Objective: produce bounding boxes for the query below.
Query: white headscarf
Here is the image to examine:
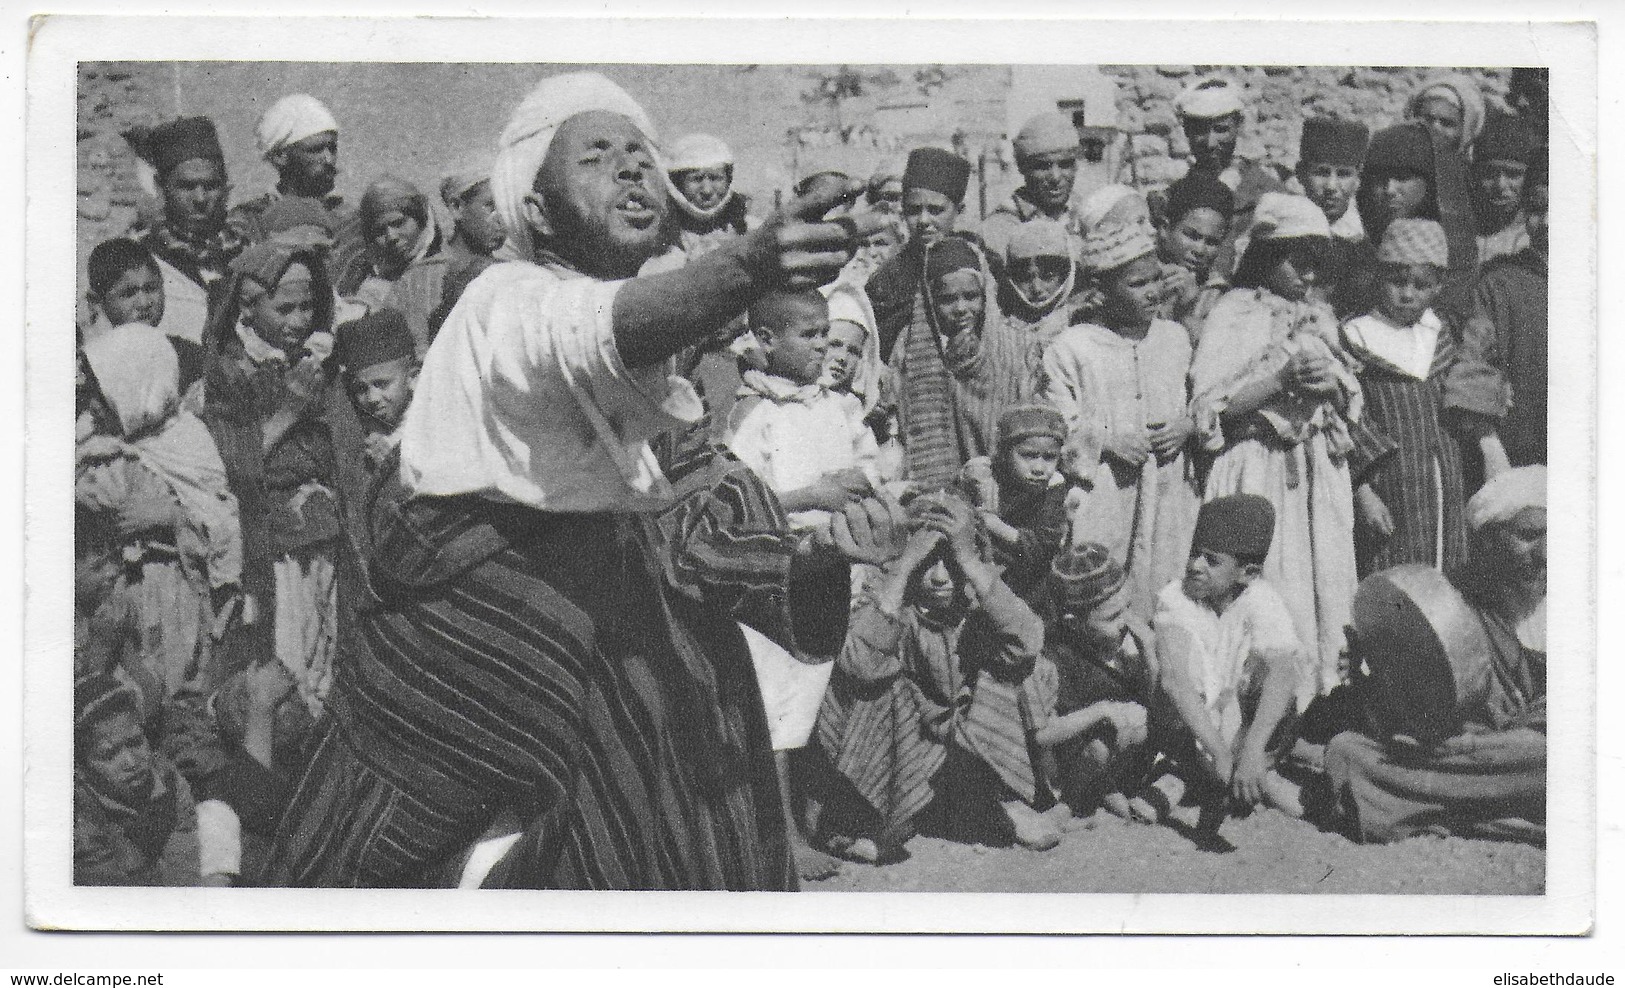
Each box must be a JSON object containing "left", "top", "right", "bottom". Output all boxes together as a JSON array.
[
  {"left": 256, "top": 94, "right": 339, "bottom": 158},
  {"left": 490, "top": 72, "right": 660, "bottom": 261},
  {"left": 1467, "top": 466, "right": 1547, "bottom": 532}
]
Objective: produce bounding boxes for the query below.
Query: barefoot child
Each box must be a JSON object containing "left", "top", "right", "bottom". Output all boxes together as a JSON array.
[
  {"left": 1153, "top": 494, "right": 1313, "bottom": 830},
  {"left": 1028, "top": 543, "right": 1160, "bottom": 824},
  {"left": 1044, "top": 220, "right": 1202, "bottom": 622},
  {"left": 1343, "top": 218, "right": 1509, "bottom": 577},
  {"left": 725, "top": 288, "right": 881, "bottom": 880}
]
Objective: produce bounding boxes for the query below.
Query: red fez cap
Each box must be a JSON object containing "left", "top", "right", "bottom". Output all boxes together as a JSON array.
[
  {"left": 123, "top": 116, "right": 225, "bottom": 180},
  {"left": 337, "top": 307, "right": 417, "bottom": 371},
  {"left": 903, "top": 146, "right": 971, "bottom": 203},
  {"left": 1298, "top": 116, "right": 1371, "bottom": 168},
  {"left": 1192, "top": 493, "right": 1276, "bottom": 561}
]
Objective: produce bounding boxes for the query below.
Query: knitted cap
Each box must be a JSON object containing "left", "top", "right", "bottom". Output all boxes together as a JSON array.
[
  {"left": 1005, "top": 218, "right": 1073, "bottom": 263},
  {"left": 1082, "top": 220, "right": 1157, "bottom": 274},
  {"left": 1474, "top": 114, "right": 1536, "bottom": 166},
  {"left": 337, "top": 307, "right": 416, "bottom": 370},
  {"left": 1248, "top": 192, "right": 1331, "bottom": 242},
  {"left": 260, "top": 195, "right": 335, "bottom": 237},
  {"left": 1298, "top": 116, "right": 1370, "bottom": 168},
  {"left": 1375, "top": 218, "right": 1449, "bottom": 268},
  {"left": 1192, "top": 493, "right": 1276, "bottom": 560},
  {"left": 1049, "top": 542, "right": 1128, "bottom": 612},
  {"left": 1014, "top": 112, "right": 1079, "bottom": 159},
  {"left": 1174, "top": 78, "right": 1245, "bottom": 120},
  {"left": 75, "top": 672, "right": 143, "bottom": 737},
  {"left": 997, "top": 404, "right": 1067, "bottom": 448},
  {"left": 903, "top": 146, "right": 971, "bottom": 203}
]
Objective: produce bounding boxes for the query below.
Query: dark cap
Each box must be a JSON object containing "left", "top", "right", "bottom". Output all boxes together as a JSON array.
[
  {"left": 1191, "top": 493, "right": 1276, "bottom": 562},
  {"left": 1474, "top": 114, "right": 1536, "bottom": 166},
  {"left": 337, "top": 307, "right": 416, "bottom": 370},
  {"left": 1363, "top": 123, "right": 1435, "bottom": 178},
  {"left": 1299, "top": 116, "right": 1371, "bottom": 168},
  {"left": 123, "top": 116, "right": 225, "bottom": 180},
  {"left": 903, "top": 146, "right": 971, "bottom": 203}
]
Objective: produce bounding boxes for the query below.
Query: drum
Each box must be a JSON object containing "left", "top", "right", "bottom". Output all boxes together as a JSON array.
[{"left": 1350, "top": 564, "right": 1494, "bottom": 745}]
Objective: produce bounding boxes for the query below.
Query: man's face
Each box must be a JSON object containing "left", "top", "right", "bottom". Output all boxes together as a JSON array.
[
  {"left": 1481, "top": 506, "right": 1547, "bottom": 590},
  {"left": 1474, "top": 158, "right": 1529, "bottom": 223},
  {"left": 1019, "top": 150, "right": 1078, "bottom": 214},
  {"left": 1524, "top": 183, "right": 1549, "bottom": 255},
  {"left": 160, "top": 157, "right": 228, "bottom": 241},
  {"left": 675, "top": 166, "right": 732, "bottom": 212},
  {"left": 902, "top": 186, "right": 960, "bottom": 247},
  {"left": 98, "top": 263, "right": 165, "bottom": 328},
  {"left": 1161, "top": 206, "right": 1227, "bottom": 277},
  {"left": 1413, "top": 96, "right": 1463, "bottom": 150},
  {"left": 83, "top": 711, "right": 154, "bottom": 804},
  {"left": 534, "top": 110, "right": 667, "bottom": 278},
  {"left": 1183, "top": 113, "right": 1240, "bottom": 173},
  {"left": 275, "top": 131, "right": 338, "bottom": 199},
  {"left": 347, "top": 357, "right": 417, "bottom": 431},
  {"left": 452, "top": 180, "right": 505, "bottom": 256},
  {"left": 1299, "top": 162, "right": 1361, "bottom": 224},
  {"left": 243, "top": 263, "right": 317, "bottom": 355}
]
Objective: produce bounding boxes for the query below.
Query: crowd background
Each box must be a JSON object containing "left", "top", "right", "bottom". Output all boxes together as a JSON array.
[{"left": 66, "top": 60, "right": 1550, "bottom": 893}]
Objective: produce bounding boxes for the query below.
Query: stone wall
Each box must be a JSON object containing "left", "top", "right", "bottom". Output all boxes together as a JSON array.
[
  {"left": 77, "top": 61, "right": 173, "bottom": 271},
  {"left": 1100, "top": 64, "right": 1511, "bottom": 191}
]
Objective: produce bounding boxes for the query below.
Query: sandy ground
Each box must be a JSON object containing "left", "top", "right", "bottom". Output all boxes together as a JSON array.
[{"left": 814, "top": 807, "right": 1545, "bottom": 895}]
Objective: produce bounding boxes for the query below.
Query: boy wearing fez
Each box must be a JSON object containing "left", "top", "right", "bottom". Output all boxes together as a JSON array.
[
  {"left": 1152, "top": 494, "right": 1312, "bottom": 829},
  {"left": 865, "top": 146, "right": 977, "bottom": 361},
  {"left": 1293, "top": 116, "right": 1371, "bottom": 312}
]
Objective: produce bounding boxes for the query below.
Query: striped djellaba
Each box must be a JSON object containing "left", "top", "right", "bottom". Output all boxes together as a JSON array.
[{"left": 259, "top": 444, "right": 848, "bottom": 890}]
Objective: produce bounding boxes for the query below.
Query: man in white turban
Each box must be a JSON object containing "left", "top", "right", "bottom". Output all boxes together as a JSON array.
[
  {"left": 983, "top": 111, "right": 1088, "bottom": 259},
  {"left": 664, "top": 132, "right": 760, "bottom": 256},
  {"left": 1321, "top": 464, "right": 1546, "bottom": 845},
  {"left": 227, "top": 94, "right": 361, "bottom": 278},
  {"left": 261, "top": 71, "right": 895, "bottom": 891}
]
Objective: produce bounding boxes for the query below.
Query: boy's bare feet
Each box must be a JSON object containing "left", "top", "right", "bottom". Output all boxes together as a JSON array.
[
  {"left": 794, "top": 837, "right": 842, "bottom": 881},
  {"left": 825, "top": 834, "right": 882, "bottom": 864},
  {"left": 999, "top": 799, "right": 1062, "bottom": 851},
  {"left": 1100, "top": 791, "right": 1135, "bottom": 821}
]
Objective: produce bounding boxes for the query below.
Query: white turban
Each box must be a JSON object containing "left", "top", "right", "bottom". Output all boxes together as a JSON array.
[
  {"left": 1467, "top": 466, "right": 1547, "bottom": 532},
  {"left": 668, "top": 133, "right": 733, "bottom": 173},
  {"left": 1248, "top": 192, "right": 1331, "bottom": 242},
  {"left": 1174, "top": 78, "right": 1245, "bottom": 120},
  {"left": 1079, "top": 184, "right": 1150, "bottom": 233},
  {"left": 256, "top": 94, "right": 339, "bottom": 158},
  {"left": 490, "top": 71, "right": 659, "bottom": 261}
]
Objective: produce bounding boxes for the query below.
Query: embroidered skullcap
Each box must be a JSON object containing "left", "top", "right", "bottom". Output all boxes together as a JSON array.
[
  {"left": 123, "top": 116, "right": 224, "bottom": 179},
  {"left": 1248, "top": 192, "right": 1331, "bottom": 242},
  {"left": 1163, "top": 171, "right": 1235, "bottom": 224},
  {"left": 903, "top": 147, "right": 971, "bottom": 203},
  {"left": 1192, "top": 493, "right": 1276, "bottom": 561},
  {"left": 1079, "top": 184, "right": 1150, "bottom": 233},
  {"left": 490, "top": 72, "right": 658, "bottom": 260},
  {"left": 667, "top": 133, "right": 733, "bottom": 173},
  {"left": 1048, "top": 542, "right": 1128, "bottom": 612},
  {"left": 1406, "top": 73, "right": 1487, "bottom": 152},
  {"left": 1005, "top": 218, "right": 1073, "bottom": 263},
  {"left": 337, "top": 307, "right": 416, "bottom": 371},
  {"left": 1082, "top": 220, "right": 1157, "bottom": 274},
  {"left": 256, "top": 94, "right": 339, "bottom": 158},
  {"left": 1466, "top": 466, "right": 1546, "bottom": 533},
  {"left": 1474, "top": 114, "right": 1536, "bottom": 166},
  {"left": 1298, "top": 116, "right": 1370, "bottom": 168},
  {"left": 439, "top": 163, "right": 490, "bottom": 206},
  {"left": 1364, "top": 123, "right": 1435, "bottom": 178},
  {"left": 1014, "top": 112, "right": 1079, "bottom": 159},
  {"left": 1174, "top": 77, "right": 1245, "bottom": 120},
  {"left": 998, "top": 404, "right": 1067, "bottom": 448},
  {"left": 75, "top": 672, "right": 144, "bottom": 737},
  {"left": 260, "top": 195, "right": 335, "bottom": 237},
  {"left": 924, "top": 236, "right": 982, "bottom": 283},
  {"left": 1375, "top": 218, "right": 1449, "bottom": 268}
]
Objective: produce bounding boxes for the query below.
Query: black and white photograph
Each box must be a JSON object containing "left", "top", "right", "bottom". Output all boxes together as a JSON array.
[{"left": 17, "top": 12, "right": 1598, "bottom": 945}]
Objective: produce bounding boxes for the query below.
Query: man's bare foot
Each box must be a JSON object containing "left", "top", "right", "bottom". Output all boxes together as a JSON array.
[
  {"left": 1100, "top": 791, "right": 1134, "bottom": 821},
  {"left": 825, "top": 834, "right": 882, "bottom": 864},
  {"left": 999, "top": 799, "right": 1062, "bottom": 851},
  {"left": 794, "top": 839, "right": 842, "bottom": 881}
]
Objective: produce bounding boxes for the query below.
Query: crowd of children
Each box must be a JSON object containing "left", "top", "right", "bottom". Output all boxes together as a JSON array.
[{"left": 72, "top": 67, "right": 1551, "bottom": 889}]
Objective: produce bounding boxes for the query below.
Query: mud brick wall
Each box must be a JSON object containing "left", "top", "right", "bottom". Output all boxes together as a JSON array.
[
  {"left": 77, "top": 61, "right": 175, "bottom": 273},
  {"left": 1100, "top": 64, "right": 1511, "bottom": 190}
]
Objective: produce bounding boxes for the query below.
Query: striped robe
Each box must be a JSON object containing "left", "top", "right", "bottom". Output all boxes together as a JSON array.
[
  {"left": 1345, "top": 310, "right": 1507, "bottom": 577},
  {"left": 815, "top": 577, "right": 1046, "bottom": 842},
  {"left": 259, "top": 444, "right": 843, "bottom": 890}
]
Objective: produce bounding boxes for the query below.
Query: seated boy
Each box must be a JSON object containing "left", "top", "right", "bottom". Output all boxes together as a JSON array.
[
  {"left": 960, "top": 404, "right": 1076, "bottom": 607},
  {"left": 816, "top": 489, "right": 1057, "bottom": 861},
  {"left": 74, "top": 672, "right": 204, "bottom": 886},
  {"left": 1028, "top": 543, "right": 1159, "bottom": 823},
  {"left": 1152, "top": 494, "right": 1312, "bottom": 830},
  {"left": 724, "top": 288, "right": 882, "bottom": 880}
]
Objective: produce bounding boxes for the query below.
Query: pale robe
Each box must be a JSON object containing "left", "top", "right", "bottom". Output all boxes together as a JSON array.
[{"left": 1042, "top": 317, "right": 1201, "bottom": 621}]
